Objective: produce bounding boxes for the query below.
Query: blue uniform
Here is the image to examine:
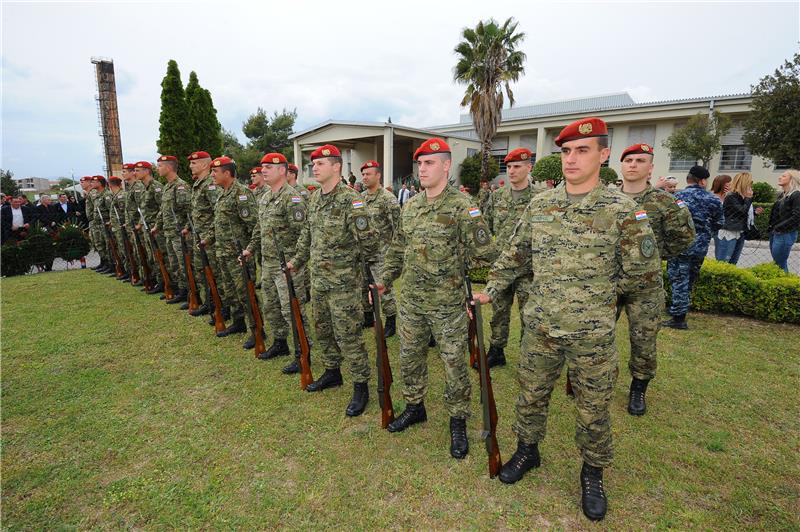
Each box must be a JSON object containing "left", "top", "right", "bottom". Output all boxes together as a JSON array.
[{"left": 667, "top": 184, "right": 723, "bottom": 316}]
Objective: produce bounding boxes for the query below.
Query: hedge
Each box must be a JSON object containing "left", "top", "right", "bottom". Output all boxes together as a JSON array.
[{"left": 1, "top": 223, "right": 90, "bottom": 277}]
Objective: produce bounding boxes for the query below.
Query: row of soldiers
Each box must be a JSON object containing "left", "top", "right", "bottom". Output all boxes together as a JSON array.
[{"left": 84, "top": 116, "right": 695, "bottom": 522}]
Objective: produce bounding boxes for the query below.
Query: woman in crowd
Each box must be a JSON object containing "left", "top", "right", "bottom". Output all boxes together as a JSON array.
[
  {"left": 768, "top": 169, "right": 800, "bottom": 272},
  {"left": 711, "top": 175, "right": 732, "bottom": 260},
  {"left": 716, "top": 172, "right": 759, "bottom": 265}
]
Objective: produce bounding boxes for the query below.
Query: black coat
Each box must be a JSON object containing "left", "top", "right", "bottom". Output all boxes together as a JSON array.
[
  {"left": 721, "top": 192, "right": 753, "bottom": 232},
  {"left": 1, "top": 204, "right": 33, "bottom": 243},
  {"left": 53, "top": 201, "right": 76, "bottom": 224},
  {"left": 768, "top": 190, "right": 800, "bottom": 235},
  {"left": 34, "top": 203, "right": 59, "bottom": 229}
]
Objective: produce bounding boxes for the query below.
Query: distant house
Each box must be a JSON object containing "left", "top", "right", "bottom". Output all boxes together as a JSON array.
[{"left": 13, "top": 176, "right": 51, "bottom": 194}]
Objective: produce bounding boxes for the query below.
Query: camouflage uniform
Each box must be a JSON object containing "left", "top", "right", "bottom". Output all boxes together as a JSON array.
[
  {"left": 139, "top": 178, "right": 167, "bottom": 284},
  {"left": 485, "top": 184, "right": 661, "bottom": 467},
  {"left": 619, "top": 184, "right": 695, "bottom": 380},
  {"left": 87, "top": 188, "right": 109, "bottom": 263},
  {"left": 666, "top": 184, "right": 723, "bottom": 317},
  {"left": 292, "top": 183, "right": 312, "bottom": 301},
  {"left": 290, "top": 181, "right": 377, "bottom": 384},
  {"left": 106, "top": 187, "right": 129, "bottom": 272},
  {"left": 247, "top": 183, "right": 309, "bottom": 344},
  {"left": 381, "top": 185, "right": 497, "bottom": 418},
  {"left": 361, "top": 186, "right": 401, "bottom": 318},
  {"left": 212, "top": 180, "right": 258, "bottom": 328},
  {"left": 125, "top": 179, "right": 148, "bottom": 279},
  {"left": 155, "top": 177, "right": 192, "bottom": 291},
  {"left": 485, "top": 183, "right": 534, "bottom": 350},
  {"left": 94, "top": 188, "right": 113, "bottom": 264},
  {"left": 187, "top": 173, "right": 222, "bottom": 306},
  {"left": 477, "top": 186, "right": 491, "bottom": 214}
]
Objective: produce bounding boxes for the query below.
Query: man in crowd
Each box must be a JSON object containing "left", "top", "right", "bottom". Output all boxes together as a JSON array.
[
  {"left": 89, "top": 175, "right": 112, "bottom": 273},
  {"left": 54, "top": 193, "right": 75, "bottom": 225},
  {"left": 154, "top": 155, "right": 191, "bottom": 306},
  {"left": 106, "top": 175, "right": 130, "bottom": 280},
  {"left": 1, "top": 196, "right": 32, "bottom": 243},
  {"left": 135, "top": 161, "right": 170, "bottom": 294}
]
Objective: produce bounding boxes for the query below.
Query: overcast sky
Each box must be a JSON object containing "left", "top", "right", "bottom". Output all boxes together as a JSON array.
[{"left": 2, "top": 0, "right": 798, "bottom": 179}]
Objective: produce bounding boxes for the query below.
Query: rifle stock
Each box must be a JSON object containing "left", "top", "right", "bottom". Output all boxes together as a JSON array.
[
  {"left": 112, "top": 205, "right": 139, "bottom": 285},
  {"left": 365, "top": 262, "right": 394, "bottom": 428},
  {"left": 174, "top": 207, "right": 199, "bottom": 311},
  {"left": 234, "top": 236, "right": 266, "bottom": 357},
  {"left": 132, "top": 227, "right": 154, "bottom": 291},
  {"left": 199, "top": 242, "right": 226, "bottom": 333},
  {"left": 139, "top": 208, "right": 173, "bottom": 299}
]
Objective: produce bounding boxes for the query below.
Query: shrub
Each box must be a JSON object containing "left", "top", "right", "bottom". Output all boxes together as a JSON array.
[
  {"left": 531, "top": 154, "right": 563, "bottom": 184},
  {"left": 22, "top": 223, "right": 56, "bottom": 270},
  {"left": 1, "top": 242, "right": 30, "bottom": 277},
  {"left": 752, "top": 182, "right": 777, "bottom": 203},
  {"left": 55, "top": 223, "right": 91, "bottom": 261},
  {"left": 459, "top": 153, "right": 499, "bottom": 195},
  {"left": 469, "top": 266, "right": 489, "bottom": 284},
  {"left": 599, "top": 167, "right": 618, "bottom": 185}
]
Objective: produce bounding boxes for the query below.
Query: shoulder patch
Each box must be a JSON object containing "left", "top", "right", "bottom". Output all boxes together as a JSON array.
[
  {"left": 352, "top": 200, "right": 364, "bottom": 209},
  {"left": 355, "top": 215, "right": 369, "bottom": 230},
  {"left": 635, "top": 210, "right": 648, "bottom": 221},
  {"left": 238, "top": 195, "right": 248, "bottom": 201},
  {"left": 155, "top": 188, "right": 162, "bottom": 192},
  {"left": 291, "top": 196, "right": 302, "bottom": 203},
  {"left": 292, "top": 207, "right": 306, "bottom": 222},
  {"left": 640, "top": 235, "right": 656, "bottom": 258},
  {"left": 468, "top": 207, "right": 481, "bottom": 218},
  {"left": 473, "top": 225, "right": 490, "bottom": 246},
  {"left": 208, "top": 184, "right": 216, "bottom": 190},
  {"left": 240, "top": 207, "right": 251, "bottom": 218},
  {"left": 676, "top": 199, "right": 687, "bottom": 208}
]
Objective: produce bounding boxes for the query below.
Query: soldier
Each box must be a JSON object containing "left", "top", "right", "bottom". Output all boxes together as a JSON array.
[
  {"left": 76, "top": 176, "right": 92, "bottom": 230},
  {"left": 286, "top": 144, "right": 376, "bottom": 417},
  {"left": 183, "top": 152, "right": 223, "bottom": 320},
  {"left": 249, "top": 167, "right": 267, "bottom": 200},
  {"left": 123, "top": 163, "right": 148, "bottom": 288},
  {"left": 287, "top": 163, "right": 308, "bottom": 198},
  {"left": 90, "top": 175, "right": 112, "bottom": 274},
  {"left": 106, "top": 175, "right": 130, "bottom": 281},
  {"left": 474, "top": 118, "right": 661, "bottom": 521},
  {"left": 359, "top": 160, "right": 400, "bottom": 337},
  {"left": 200, "top": 156, "right": 259, "bottom": 347},
  {"left": 663, "top": 166, "right": 722, "bottom": 330},
  {"left": 241, "top": 152, "right": 311, "bottom": 371},
  {"left": 477, "top": 180, "right": 491, "bottom": 214},
  {"left": 481, "top": 148, "right": 535, "bottom": 368},
  {"left": 616, "top": 144, "right": 695, "bottom": 415},
  {"left": 375, "top": 138, "right": 497, "bottom": 459},
  {"left": 154, "top": 155, "right": 191, "bottom": 306},
  {"left": 134, "top": 161, "right": 169, "bottom": 294},
  {"left": 83, "top": 176, "right": 101, "bottom": 269}
]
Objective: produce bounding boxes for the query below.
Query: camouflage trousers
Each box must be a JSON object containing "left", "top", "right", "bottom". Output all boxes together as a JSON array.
[
  {"left": 489, "top": 276, "right": 531, "bottom": 348},
  {"left": 398, "top": 301, "right": 471, "bottom": 419},
  {"left": 162, "top": 230, "right": 187, "bottom": 291},
  {"left": 312, "top": 285, "right": 370, "bottom": 384},
  {"left": 128, "top": 227, "right": 152, "bottom": 283},
  {"left": 514, "top": 329, "right": 618, "bottom": 468},
  {"left": 261, "top": 265, "right": 309, "bottom": 344},
  {"left": 617, "top": 287, "right": 664, "bottom": 381},
  {"left": 361, "top": 255, "right": 397, "bottom": 318},
  {"left": 89, "top": 221, "right": 108, "bottom": 262},
  {"left": 667, "top": 255, "right": 704, "bottom": 316},
  {"left": 138, "top": 228, "right": 169, "bottom": 285},
  {"left": 191, "top": 233, "right": 223, "bottom": 307},
  {"left": 111, "top": 226, "right": 130, "bottom": 273},
  {"left": 215, "top": 240, "right": 257, "bottom": 329}
]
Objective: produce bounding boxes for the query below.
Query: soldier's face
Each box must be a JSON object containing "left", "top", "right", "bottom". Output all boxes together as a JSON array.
[
  {"left": 312, "top": 158, "right": 337, "bottom": 184},
  {"left": 665, "top": 181, "right": 677, "bottom": 194},
  {"left": 189, "top": 158, "right": 210, "bottom": 178},
  {"left": 621, "top": 154, "right": 654, "bottom": 183},
  {"left": 80, "top": 181, "right": 90, "bottom": 191},
  {"left": 211, "top": 167, "right": 231, "bottom": 186},
  {"left": 560, "top": 139, "right": 609, "bottom": 187},
  {"left": 261, "top": 164, "right": 285, "bottom": 188},
  {"left": 506, "top": 161, "right": 531, "bottom": 185},
  {"left": 416, "top": 154, "right": 450, "bottom": 190},
  {"left": 135, "top": 168, "right": 149, "bottom": 180},
  {"left": 361, "top": 168, "right": 380, "bottom": 188},
  {"left": 156, "top": 162, "right": 170, "bottom": 177}
]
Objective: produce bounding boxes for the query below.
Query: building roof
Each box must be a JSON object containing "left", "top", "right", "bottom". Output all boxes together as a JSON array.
[{"left": 289, "top": 119, "right": 478, "bottom": 142}]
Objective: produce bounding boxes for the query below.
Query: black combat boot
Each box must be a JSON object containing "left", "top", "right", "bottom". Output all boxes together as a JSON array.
[
  {"left": 217, "top": 318, "right": 246, "bottom": 338},
  {"left": 449, "top": 417, "right": 469, "bottom": 459},
  {"left": 132, "top": 279, "right": 143, "bottom": 287},
  {"left": 96, "top": 261, "right": 111, "bottom": 274},
  {"left": 282, "top": 357, "right": 300, "bottom": 374},
  {"left": 91, "top": 262, "right": 102, "bottom": 271},
  {"left": 428, "top": 335, "right": 436, "bottom": 347},
  {"left": 662, "top": 313, "right": 688, "bottom": 330},
  {"left": 118, "top": 273, "right": 130, "bottom": 281},
  {"left": 499, "top": 441, "right": 541, "bottom": 484},
  {"left": 146, "top": 282, "right": 164, "bottom": 295},
  {"left": 472, "top": 344, "right": 507, "bottom": 370},
  {"left": 243, "top": 329, "right": 264, "bottom": 350},
  {"left": 190, "top": 303, "right": 210, "bottom": 317},
  {"left": 627, "top": 378, "right": 650, "bottom": 416},
  {"left": 387, "top": 402, "right": 427, "bottom": 432},
  {"left": 580, "top": 462, "right": 607, "bottom": 521},
  {"left": 258, "top": 338, "right": 290, "bottom": 359},
  {"left": 383, "top": 315, "right": 396, "bottom": 338},
  {"left": 345, "top": 382, "right": 369, "bottom": 417},
  {"left": 305, "top": 368, "right": 343, "bottom": 392},
  {"left": 362, "top": 311, "right": 374, "bottom": 328},
  {"left": 166, "top": 289, "right": 187, "bottom": 304}
]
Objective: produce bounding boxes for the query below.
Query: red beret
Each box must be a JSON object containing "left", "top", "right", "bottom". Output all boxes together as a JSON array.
[
  {"left": 188, "top": 151, "right": 211, "bottom": 160},
  {"left": 79, "top": 176, "right": 90, "bottom": 182},
  {"left": 360, "top": 160, "right": 380, "bottom": 171},
  {"left": 135, "top": 161, "right": 152, "bottom": 169},
  {"left": 499, "top": 180, "right": 505, "bottom": 186},
  {"left": 157, "top": 155, "right": 177, "bottom": 162},
  {"left": 620, "top": 143, "right": 654, "bottom": 161},
  {"left": 554, "top": 117, "right": 608, "bottom": 147},
  {"left": 248, "top": 183, "right": 257, "bottom": 190},
  {"left": 250, "top": 167, "right": 261, "bottom": 175},
  {"left": 122, "top": 163, "right": 136, "bottom": 170},
  {"left": 261, "top": 152, "right": 288, "bottom": 165},
  {"left": 211, "top": 156, "right": 234, "bottom": 168},
  {"left": 108, "top": 175, "right": 123, "bottom": 183},
  {"left": 504, "top": 148, "right": 533, "bottom": 163},
  {"left": 310, "top": 144, "right": 341, "bottom": 160},
  {"left": 413, "top": 138, "right": 451, "bottom": 161},
  {"left": 288, "top": 163, "right": 299, "bottom": 173}
]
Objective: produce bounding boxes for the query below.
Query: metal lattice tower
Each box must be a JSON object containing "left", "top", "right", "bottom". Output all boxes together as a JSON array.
[{"left": 91, "top": 57, "right": 123, "bottom": 176}]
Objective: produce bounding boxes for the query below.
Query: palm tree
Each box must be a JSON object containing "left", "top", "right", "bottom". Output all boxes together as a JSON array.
[{"left": 454, "top": 18, "right": 526, "bottom": 182}]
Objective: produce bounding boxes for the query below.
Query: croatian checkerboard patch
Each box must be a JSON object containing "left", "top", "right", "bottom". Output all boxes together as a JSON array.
[
  {"left": 352, "top": 200, "right": 364, "bottom": 209},
  {"left": 635, "top": 210, "right": 648, "bottom": 221},
  {"left": 468, "top": 207, "right": 481, "bottom": 218}
]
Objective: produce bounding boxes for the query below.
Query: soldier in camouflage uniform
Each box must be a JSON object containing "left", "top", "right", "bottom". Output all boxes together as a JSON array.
[
  {"left": 664, "top": 165, "right": 722, "bottom": 330},
  {"left": 133, "top": 161, "right": 170, "bottom": 294},
  {"left": 288, "top": 164, "right": 308, "bottom": 199},
  {"left": 88, "top": 175, "right": 111, "bottom": 273},
  {"left": 123, "top": 163, "right": 148, "bottom": 288},
  {"left": 377, "top": 138, "right": 497, "bottom": 459},
  {"left": 359, "top": 160, "right": 400, "bottom": 337},
  {"left": 249, "top": 167, "right": 267, "bottom": 201},
  {"left": 475, "top": 118, "right": 661, "bottom": 522},
  {"left": 617, "top": 144, "right": 696, "bottom": 415},
  {"left": 182, "top": 151, "right": 223, "bottom": 319},
  {"left": 91, "top": 176, "right": 114, "bottom": 274},
  {"left": 201, "top": 157, "right": 259, "bottom": 347},
  {"left": 482, "top": 148, "right": 536, "bottom": 369},
  {"left": 477, "top": 180, "right": 491, "bottom": 215},
  {"left": 154, "top": 155, "right": 192, "bottom": 306},
  {"left": 287, "top": 144, "right": 377, "bottom": 418},
  {"left": 242, "top": 152, "right": 311, "bottom": 371},
  {"left": 83, "top": 176, "right": 99, "bottom": 269},
  {"left": 106, "top": 175, "right": 130, "bottom": 280}
]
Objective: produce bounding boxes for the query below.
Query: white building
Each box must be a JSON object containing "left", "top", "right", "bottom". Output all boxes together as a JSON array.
[{"left": 13, "top": 176, "right": 51, "bottom": 194}]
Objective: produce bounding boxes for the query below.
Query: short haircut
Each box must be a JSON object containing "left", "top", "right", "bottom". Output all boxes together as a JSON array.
[
  {"left": 596, "top": 136, "right": 609, "bottom": 149},
  {"left": 165, "top": 160, "right": 178, "bottom": 172},
  {"left": 218, "top": 162, "right": 237, "bottom": 177}
]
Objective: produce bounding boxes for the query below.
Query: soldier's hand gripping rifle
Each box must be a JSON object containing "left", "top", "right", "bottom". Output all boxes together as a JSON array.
[
  {"left": 95, "top": 203, "right": 124, "bottom": 278},
  {"left": 139, "top": 207, "right": 173, "bottom": 299},
  {"left": 172, "top": 206, "right": 199, "bottom": 311},
  {"left": 131, "top": 211, "right": 155, "bottom": 291},
  {"left": 272, "top": 228, "right": 313, "bottom": 390},
  {"left": 464, "top": 262, "right": 502, "bottom": 478},
  {"left": 233, "top": 233, "right": 266, "bottom": 358},
  {"left": 188, "top": 215, "right": 226, "bottom": 333},
  {"left": 112, "top": 204, "right": 140, "bottom": 284}
]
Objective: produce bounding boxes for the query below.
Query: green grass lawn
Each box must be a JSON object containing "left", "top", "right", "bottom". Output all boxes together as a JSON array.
[{"left": 2, "top": 269, "right": 799, "bottom": 529}]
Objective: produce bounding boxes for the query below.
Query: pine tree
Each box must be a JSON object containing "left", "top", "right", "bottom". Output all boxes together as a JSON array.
[
  {"left": 186, "top": 71, "right": 224, "bottom": 158},
  {"left": 157, "top": 60, "right": 191, "bottom": 176}
]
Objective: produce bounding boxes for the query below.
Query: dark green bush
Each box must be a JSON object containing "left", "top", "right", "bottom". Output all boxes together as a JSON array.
[
  {"left": 55, "top": 223, "right": 91, "bottom": 261},
  {"left": 22, "top": 223, "right": 56, "bottom": 270},
  {"left": 752, "top": 182, "right": 777, "bottom": 203},
  {"left": 599, "top": 167, "right": 618, "bottom": 185},
  {"left": 469, "top": 266, "right": 489, "bottom": 284},
  {"left": 531, "top": 154, "right": 563, "bottom": 184},
  {"left": 459, "top": 153, "right": 499, "bottom": 194},
  {"left": 1, "top": 242, "right": 31, "bottom": 277}
]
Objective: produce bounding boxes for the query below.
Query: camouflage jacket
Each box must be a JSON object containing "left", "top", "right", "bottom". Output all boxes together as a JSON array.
[
  {"left": 623, "top": 184, "right": 696, "bottom": 260},
  {"left": 140, "top": 178, "right": 163, "bottom": 228},
  {"left": 106, "top": 188, "right": 127, "bottom": 231},
  {"left": 486, "top": 183, "right": 534, "bottom": 242},
  {"left": 92, "top": 189, "right": 110, "bottom": 225},
  {"left": 85, "top": 188, "right": 96, "bottom": 224},
  {"left": 248, "top": 182, "right": 307, "bottom": 271},
  {"left": 212, "top": 180, "right": 257, "bottom": 249},
  {"left": 674, "top": 184, "right": 723, "bottom": 257},
  {"left": 124, "top": 179, "right": 145, "bottom": 227},
  {"left": 155, "top": 177, "right": 191, "bottom": 234},
  {"left": 485, "top": 183, "right": 661, "bottom": 339},
  {"left": 382, "top": 184, "right": 497, "bottom": 310},
  {"left": 290, "top": 181, "right": 379, "bottom": 293},
  {"left": 189, "top": 173, "right": 220, "bottom": 242},
  {"left": 362, "top": 186, "right": 400, "bottom": 254}
]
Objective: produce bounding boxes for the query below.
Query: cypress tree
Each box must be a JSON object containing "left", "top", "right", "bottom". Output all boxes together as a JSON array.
[
  {"left": 157, "top": 60, "right": 191, "bottom": 176},
  {"left": 186, "top": 71, "right": 224, "bottom": 158}
]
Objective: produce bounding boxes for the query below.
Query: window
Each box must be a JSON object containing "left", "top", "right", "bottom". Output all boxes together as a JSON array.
[
  {"left": 669, "top": 156, "right": 697, "bottom": 171},
  {"left": 492, "top": 154, "right": 508, "bottom": 175},
  {"left": 627, "top": 124, "right": 656, "bottom": 147},
  {"left": 719, "top": 145, "right": 752, "bottom": 171},
  {"left": 467, "top": 148, "right": 478, "bottom": 158},
  {"left": 774, "top": 160, "right": 791, "bottom": 170}
]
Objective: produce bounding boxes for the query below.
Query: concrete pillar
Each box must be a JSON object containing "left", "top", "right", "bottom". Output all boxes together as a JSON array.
[
  {"left": 383, "top": 127, "right": 394, "bottom": 188},
  {"left": 535, "top": 126, "right": 547, "bottom": 162}
]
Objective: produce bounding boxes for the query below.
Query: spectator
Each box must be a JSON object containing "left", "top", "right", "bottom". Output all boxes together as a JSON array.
[
  {"left": 716, "top": 172, "right": 760, "bottom": 265},
  {"left": 654, "top": 175, "right": 679, "bottom": 194},
  {"left": 768, "top": 169, "right": 800, "bottom": 272},
  {"left": 409, "top": 185, "right": 417, "bottom": 198},
  {"left": 1, "top": 196, "right": 32, "bottom": 243},
  {"left": 398, "top": 183, "right": 410, "bottom": 207},
  {"left": 34, "top": 195, "right": 58, "bottom": 232},
  {"left": 54, "top": 193, "right": 73, "bottom": 224},
  {"left": 711, "top": 175, "right": 733, "bottom": 259}
]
